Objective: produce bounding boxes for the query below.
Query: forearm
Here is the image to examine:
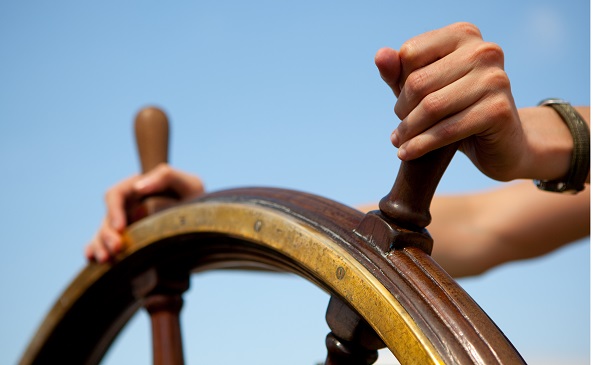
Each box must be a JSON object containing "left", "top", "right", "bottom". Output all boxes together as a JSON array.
[{"left": 428, "top": 181, "right": 590, "bottom": 277}]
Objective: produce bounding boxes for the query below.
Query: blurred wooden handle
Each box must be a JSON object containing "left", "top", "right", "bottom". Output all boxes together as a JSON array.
[
  {"left": 127, "top": 106, "right": 177, "bottom": 224},
  {"left": 135, "top": 107, "right": 169, "bottom": 173}
]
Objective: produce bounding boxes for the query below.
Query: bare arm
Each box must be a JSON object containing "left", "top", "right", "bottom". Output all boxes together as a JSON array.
[{"left": 427, "top": 182, "right": 589, "bottom": 277}]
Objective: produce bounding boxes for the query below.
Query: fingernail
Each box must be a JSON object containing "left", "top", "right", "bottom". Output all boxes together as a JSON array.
[
  {"left": 390, "top": 130, "right": 399, "bottom": 147},
  {"left": 397, "top": 144, "right": 408, "bottom": 160}
]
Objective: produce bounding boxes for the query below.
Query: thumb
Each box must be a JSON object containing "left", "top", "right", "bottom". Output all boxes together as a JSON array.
[{"left": 374, "top": 47, "right": 402, "bottom": 97}]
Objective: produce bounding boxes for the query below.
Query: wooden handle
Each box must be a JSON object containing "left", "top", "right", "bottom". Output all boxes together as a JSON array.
[
  {"left": 354, "top": 142, "right": 459, "bottom": 254},
  {"left": 127, "top": 106, "right": 175, "bottom": 224},
  {"left": 379, "top": 142, "right": 459, "bottom": 230},
  {"left": 135, "top": 107, "right": 169, "bottom": 173}
]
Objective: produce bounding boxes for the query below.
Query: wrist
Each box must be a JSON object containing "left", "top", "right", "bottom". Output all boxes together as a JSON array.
[{"left": 518, "top": 106, "right": 573, "bottom": 181}]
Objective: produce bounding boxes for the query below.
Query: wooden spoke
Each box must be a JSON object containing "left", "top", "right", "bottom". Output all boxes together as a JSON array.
[
  {"left": 324, "top": 296, "right": 384, "bottom": 365},
  {"left": 133, "top": 268, "right": 190, "bottom": 365},
  {"left": 324, "top": 333, "right": 378, "bottom": 365}
]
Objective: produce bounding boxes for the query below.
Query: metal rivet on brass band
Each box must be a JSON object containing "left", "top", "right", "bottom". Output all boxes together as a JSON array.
[{"left": 254, "top": 220, "right": 262, "bottom": 232}]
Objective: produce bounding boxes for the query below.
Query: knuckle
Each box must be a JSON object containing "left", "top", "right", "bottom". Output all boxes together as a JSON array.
[
  {"left": 438, "top": 120, "right": 458, "bottom": 140},
  {"left": 398, "top": 39, "right": 419, "bottom": 65},
  {"left": 394, "top": 100, "right": 407, "bottom": 120},
  {"left": 496, "top": 97, "right": 514, "bottom": 119},
  {"left": 394, "top": 102, "right": 403, "bottom": 119},
  {"left": 485, "top": 68, "right": 511, "bottom": 91},
  {"left": 420, "top": 92, "right": 446, "bottom": 117},
  {"left": 450, "top": 22, "right": 482, "bottom": 38},
  {"left": 487, "top": 94, "right": 514, "bottom": 121},
  {"left": 472, "top": 42, "right": 505, "bottom": 66},
  {"left": 404, "top": 68, "right": 430, "bottom": 101},
  {"left": 155, "top": 162, "right": 172, "bottom": 176},
  {"left": 395, "top": 120, "right": 409, "bottom": 138},
  {"left": 104, "top": 174, "right": 137, "bottom": 203},
  {"left": 151, "top": 163, "right": 176, "bottom": 183}
]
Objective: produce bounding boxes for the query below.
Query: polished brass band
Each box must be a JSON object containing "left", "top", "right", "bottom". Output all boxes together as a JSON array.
[{"left": 124, "top": 202, "right": 445, "bottom": 364}]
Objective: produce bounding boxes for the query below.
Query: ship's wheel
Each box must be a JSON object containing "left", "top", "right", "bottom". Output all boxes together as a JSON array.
[{"left": 19, "top": 107, "right": 525, "bottom": 365}]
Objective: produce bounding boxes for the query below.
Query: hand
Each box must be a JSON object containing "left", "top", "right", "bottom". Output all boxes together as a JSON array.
[
  {"left": 374, "top": 22, "right": 526, "bottom": 181},
  {"left": 85, "top": 164, "right": 204, "bottom": 263}
]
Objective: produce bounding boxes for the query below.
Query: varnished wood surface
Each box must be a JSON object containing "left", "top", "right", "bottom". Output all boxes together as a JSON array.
[{"left": 378, "top": 142, "right": 459, "bottom": 230}]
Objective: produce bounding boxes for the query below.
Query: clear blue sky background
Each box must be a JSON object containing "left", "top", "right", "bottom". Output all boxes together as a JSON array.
[{"left": 1, "top": 1, "right": 591, "bottom": 364}]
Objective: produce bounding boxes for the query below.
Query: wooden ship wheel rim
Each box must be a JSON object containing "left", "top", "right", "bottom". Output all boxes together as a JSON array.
[
  {"left": 20, "top": 187, "right": 524, "bottom": 365},
  {"left": 20, "top": 107, "right": 524, "bottom": 364}
]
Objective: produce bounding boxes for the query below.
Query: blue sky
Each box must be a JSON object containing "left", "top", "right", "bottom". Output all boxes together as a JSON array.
[{"left": 0, "top": 1, "right": 591, "bottom": 364}]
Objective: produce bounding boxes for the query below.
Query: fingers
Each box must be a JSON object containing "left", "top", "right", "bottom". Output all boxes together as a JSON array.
[
  {"left": 85, "top": 175, "right": 138, "bottom": 263},
  {"left": 391, "top": 55, "right": 474, "bottom": 148},
  {"left": 394, "top": 40, "right": 486, "bottom": 121},
  {"left": 86, "top": 164, "right": 205, "bottom": 263},
  {"left": 374, "top": 21, "right": 482, "bottom": 98},
  {"left": 133, "top": 163, "right": 205, "bottom": 199},
  {"left": 378, "top": 22, "right": 510, "bottom": 161},
  {"left": 105, "top": 175, "right": 139, "bottom": 234},
  {"left": 396, "top": 22, "right": 483, "bottom": 90},
  {"left": 397, "top": 80, "right": 517, "bottom": 167},
  {"left": 85, "top": 217, "right": 124, "bottom": 263},
  {"left": 396, "top": 95, "right": 492, "bottom": 161},
  {"left": 393, "top": 54, "right": 508, "bottom": 154}
]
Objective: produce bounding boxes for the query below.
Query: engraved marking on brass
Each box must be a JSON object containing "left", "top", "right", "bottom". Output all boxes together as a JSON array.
[{"left": 336, "top": 266, "right": 346, "bottom": 280}]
